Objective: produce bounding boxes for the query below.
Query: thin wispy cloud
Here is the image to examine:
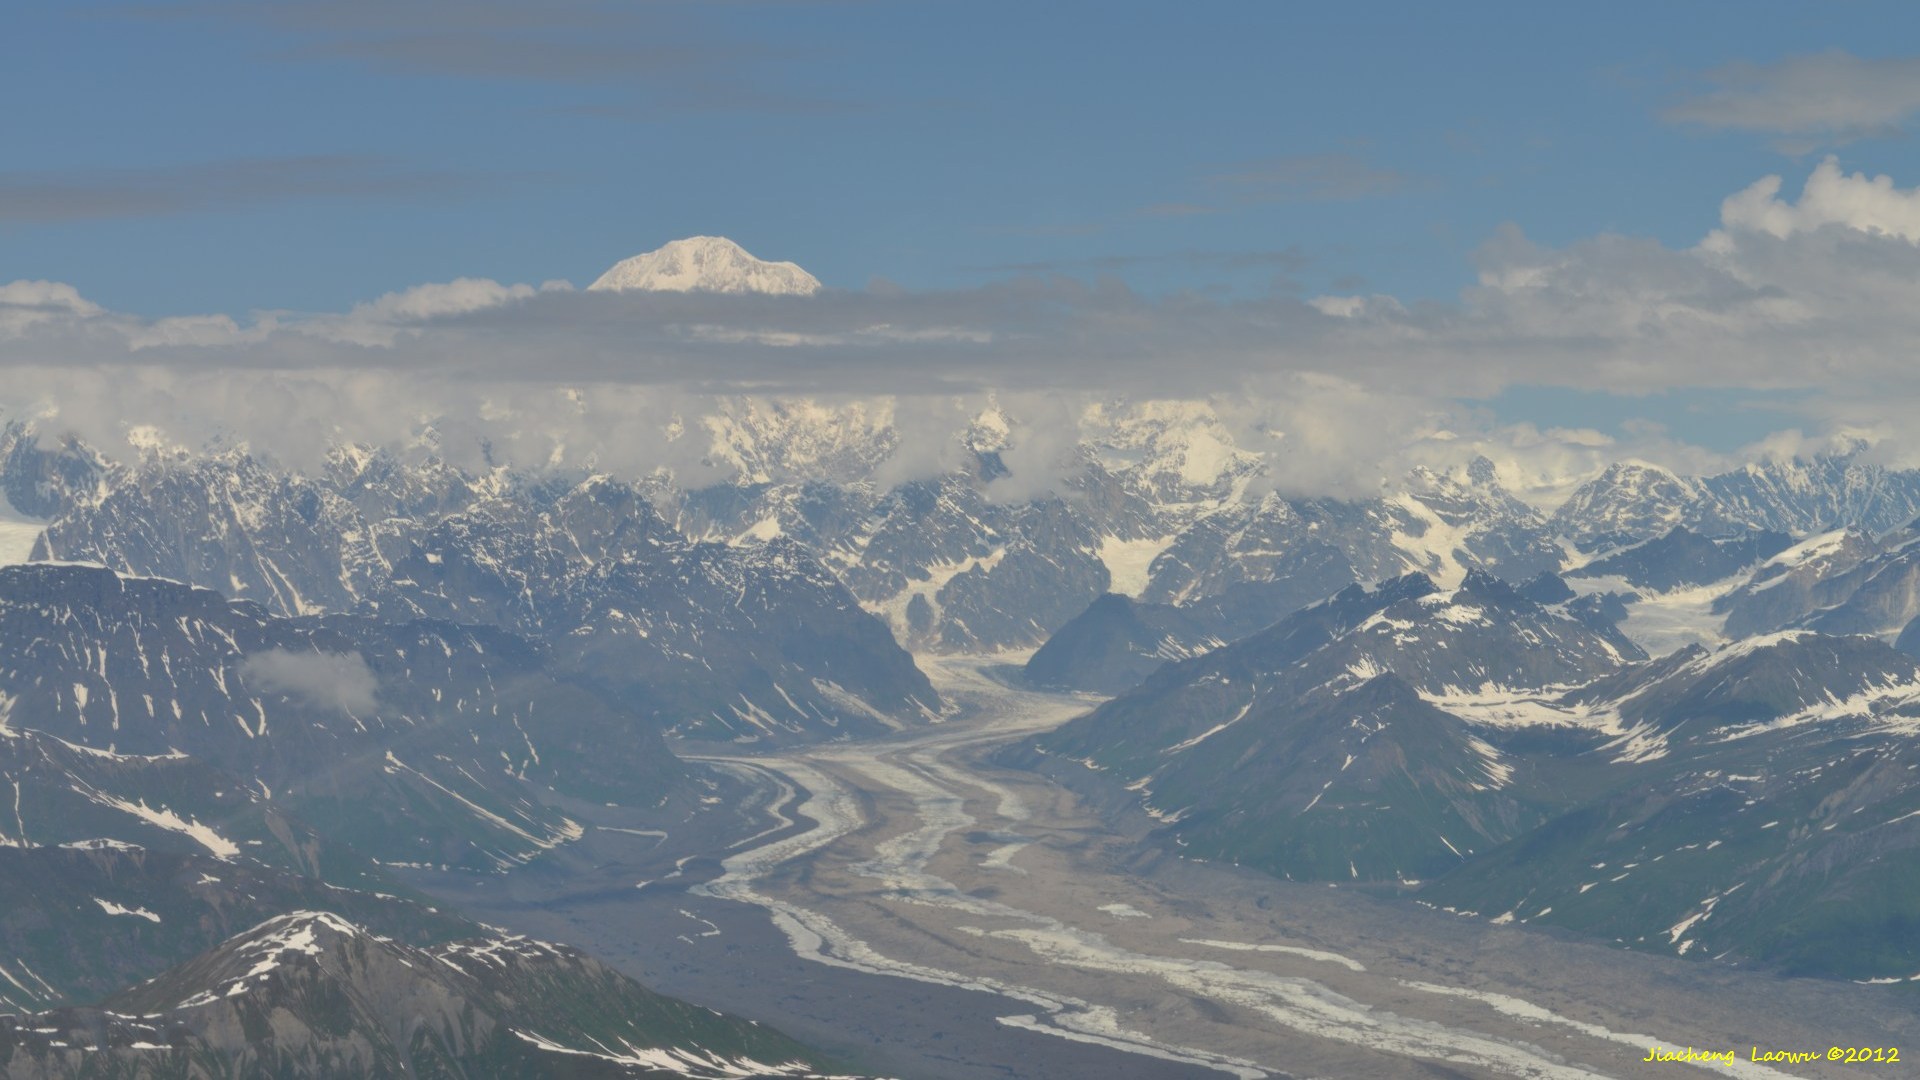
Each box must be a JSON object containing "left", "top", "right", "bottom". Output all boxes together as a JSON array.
[
  {"left": 11, "top": 158, "right": 1920, "bottom": 495},
  {"left": 981, "top": 221, "right": 1112, "bottom": 239},
  {"left": 970, "top": 249, "right": 1311, "bottom": 275},
  {"left": 0, "top": 156, "right": 465, "bottom": 224},
  {"left": 1131, "top": 152, "right": 1416, "bottom": 219},
  {"left": 1206, "top": 152, "right": 1413, "bottom": 204},
  {"left": 138, "top": 0, "right": 854, "bottom": 116},
  {"left": 145, "top": 0, "right": 726, "bottom": 72},
  {"left": 1136, "top": 202, "right": 1218, "bottom": 218},
  {"left": 546, "top": 94, "right": 870, "bottom": 121},
  {"left": 1664, "top": 49, "right": 1920, "bottom": 147}
]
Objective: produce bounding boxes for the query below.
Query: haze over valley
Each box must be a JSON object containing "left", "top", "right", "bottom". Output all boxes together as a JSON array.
[{"left": 10, "top": 5, "right": 1920, "bottom": 1076}]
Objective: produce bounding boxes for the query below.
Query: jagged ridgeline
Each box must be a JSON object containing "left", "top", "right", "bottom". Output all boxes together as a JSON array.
[
  {"left": 2, "top": 912, "right": 862, "bottom": 1079},
  {"left": 0, "top": 843, "right": 477, "bottom": 1012},
  {"left": 21, "top": 442, "right": 938, "bottom": 742},
  {"left": 15, "top": 403, "right": 1920, "bottom": 1021},
  {"left": 1022, "top": 572, "right": 1644, "bottom": 882},
  {"left": 19, "top": 411, "right": 1920, "bottom": 666}
]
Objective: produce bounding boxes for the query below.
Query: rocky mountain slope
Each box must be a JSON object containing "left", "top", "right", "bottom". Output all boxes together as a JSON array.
[
  {"left": 2, "top": 912, "right": 860, "bottom": 1079},
  {"left": 1021, "top": 593, "right": 1221, "bottom": 694},
  {"left": 0, "top": 563, "right": 697, "bottom": 870},
  {"left": 0, "top": 564, "right": 870, "bottom": 1078},
  {"left": 1421, "top": 632, "right": 1920, "bottom": 978},
  {"left": 1023, "top": 572, "right": 1920, "bottom": 978},
  {"left": 1566, "top": 525, "right": 1791, "bottom": 593},
  {"left": 32, "top": 457, "right": 937, "bottom": 741},
  {"left": 16, "top": 397, "right": 1920, "bottom": 1002},
  {"left": 0, "top": 844, "right": 471, "bottom": 1011},
  {"left": 1023, "top": 572, "right": 1642, "bottom": 881}
]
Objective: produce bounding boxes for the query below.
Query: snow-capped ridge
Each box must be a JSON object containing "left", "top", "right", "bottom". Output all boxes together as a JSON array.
[{"left": 588, "top": 236, "right": 822, "bottom": 296}]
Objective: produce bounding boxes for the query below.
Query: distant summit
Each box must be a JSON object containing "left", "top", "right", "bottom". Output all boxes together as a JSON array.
[{"left": 588, "top": 236, "right": 822, "bottom": 296}]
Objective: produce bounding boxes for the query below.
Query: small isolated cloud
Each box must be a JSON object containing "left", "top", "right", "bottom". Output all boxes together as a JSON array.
[
  {"left": 300, "top": 278, "right": 560, "bottom": 347},
  {"left": 240, "top": 648, "right": 379, "bottom": 713},
  {"left": 0, "top": 156, "right": 462, "bottom": 224},
  {"left": 1664, "top": 50, "right": 1920, "bottom": 144}
]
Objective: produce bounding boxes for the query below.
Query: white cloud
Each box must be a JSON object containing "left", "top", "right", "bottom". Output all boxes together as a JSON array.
[
  {"left": 1307, "top": 294, "right": 1404, "bottom": 319},
  {"left": 0, "top": 280, "right": 104, "bottom": 338},
  {"left": 1713, "top": 156, "right": 1920, "bottom": 243},
  {"left": 301, "top": 277, "right": 555, "bottom": 347},
  {"left": 240, "top": 648, "right": 379, "bottom": 713},
  {"left": 12, "top": 158, "right": 1920, "bottom": 497},
  {"left": 128, "top": 314, "right": 265, "bottom": 350}
]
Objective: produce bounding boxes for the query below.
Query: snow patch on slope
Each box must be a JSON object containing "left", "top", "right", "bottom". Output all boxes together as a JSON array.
[
  {"left": 0, "top": 490, "right": 45, "bottom": 566},
  {"left": 1097, "top": 535, "right": 1176, "bottom": 598}
]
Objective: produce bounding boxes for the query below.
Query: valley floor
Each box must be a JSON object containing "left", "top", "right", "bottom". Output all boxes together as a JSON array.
[{"left": 404, "top": 657, "right": 1920, "bottom": 1080}]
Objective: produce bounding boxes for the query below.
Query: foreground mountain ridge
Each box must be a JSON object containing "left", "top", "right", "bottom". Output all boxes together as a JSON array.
[{"left": 2, "top": 911, "right": 865, "bottom": 1079}]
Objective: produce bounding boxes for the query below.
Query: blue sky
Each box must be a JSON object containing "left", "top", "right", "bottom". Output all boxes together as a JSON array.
[
  {"left": 10, "top": 1, "right": 1916, "bottom": 314},
  {"left": 11, "top": 1, "right": 1920, "bottom": 479}
]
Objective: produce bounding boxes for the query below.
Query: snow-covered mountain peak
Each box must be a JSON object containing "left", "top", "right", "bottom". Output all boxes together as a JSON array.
[
  {"left": 1550, "top": 459, "right": 1706, "bottom": 547},
  {"left": 1079, "top": 400, "right": 1263, "bottom": 495},
  {"left": 587, "top": 236, "right": 822, "bottom": 296}
]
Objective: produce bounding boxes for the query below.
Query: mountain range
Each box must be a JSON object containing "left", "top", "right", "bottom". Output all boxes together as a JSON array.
[{"left": 9, "top": 241, "right": 1920, "bottom": 1073}]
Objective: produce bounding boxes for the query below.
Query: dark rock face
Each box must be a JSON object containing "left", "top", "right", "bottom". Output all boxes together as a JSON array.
[
  {"left": 1713, "top": 529, "right": 1885, "bottom": 638},
  {"left": 1027, "top": 572, "right": 1642, "bottom": 881},
  {"left": 1709, "top": 530, "right": 1920, "bottom": 643},
  {"left": 0, "top": 555, "right": 861, "bottom": 1077},
  {"left": 1022, "top": 593, "right": 1221, "bottom": 694},
  {"left": 1568, "top": 526, "right": 1792, "bottom": 592},
  {"left": 822, "top": 473, "right": 1124, "bottom": 653},
  {"left": 0, "top": 845, "right": 473, "bottom": 1010},
  {"left": 1034, "top": 669, "right": 1552, "bottom": 883}
]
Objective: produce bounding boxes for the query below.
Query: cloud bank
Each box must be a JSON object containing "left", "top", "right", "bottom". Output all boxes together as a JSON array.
[{"left": 10, "top": 157, "right": 1920, "bottom": 498}]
